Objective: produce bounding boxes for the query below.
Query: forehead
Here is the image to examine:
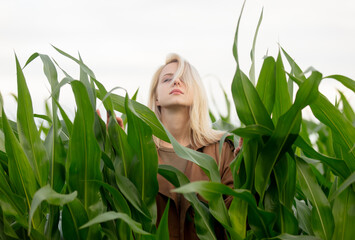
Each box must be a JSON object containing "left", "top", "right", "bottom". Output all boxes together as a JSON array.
[{"left": 159, "top": 62, "right": 178, "bottom": 79}]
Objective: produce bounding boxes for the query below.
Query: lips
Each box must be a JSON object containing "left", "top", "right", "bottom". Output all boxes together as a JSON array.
[{"left": 170, "top": 89, "right": 183, "bottom": 95}]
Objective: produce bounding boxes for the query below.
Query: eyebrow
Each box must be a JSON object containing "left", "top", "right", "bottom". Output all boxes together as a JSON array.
[{"left": 162, "top": 73, "right": 174, "bottom": 77}]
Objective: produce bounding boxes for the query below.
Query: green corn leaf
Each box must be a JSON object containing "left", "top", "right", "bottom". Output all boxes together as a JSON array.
[
  {"left": 328, "top": 171, "right": 355, "bottom": 201},
  {"left": 62, "top": 198, "right": 89, "bottom": 240},
  {"left": 283, "top": 48, "right": 355, "bottom": 170},
  {"left": 229, "top": 197, "right": 248, "bottom": 238},
  {"left": 255, "top": 71, "right": 322, "bottom": 199},
  {"left": 249, "top": 8, "right": 263, "bottom": 84},
  {"left": 310, "top": 95, "right": 355, "bottom": 171},
  {"left": 53, "top": 96, "right": 73, "bottom": 136},
  {"left": 0, "top": 163, "right": 26, "bottom": 225},
  {"left": 338, "top": 90, "right": 355, "bottom": 123},
  {"left": 125, "top": 94, "right": 158, "bottom": 209},
  {"left": 232, "top": 67, "right": 274, "bottom": 130},
  {"left": 158, "top": 164, "right": 217, "bottom": 240},
  {"left": 267, "top": 233, "right": 321, "bottom": 240},
  {"left": 79, "top": 55, "right": 96, "bottom": 110},
  {"left": 101, "top": 92, "right": 170, "bottom": 143},
  {"left": 174, "top": 180, "right": 275, "bottom": 238},
  {"left": 28, "top": 185, "right": 77, "bottom": 234},
  {"left": 331, "top": 187, "right": 355, "bottom": 240},
  {"left": 232, "top": 0, "right": 246, "bottom": 65},
  {"left": 294, "top": 136, "right": 350, "bottom": 179},
  {"left": 15, "top": 55, "right": 49, "bottom": 187},
  {"left": 273, "top": 51, "right": 292, "bottom": 124},
  {"left": 295, "top": 198, "right": 313, "bottom": 235},
  {"left": 324, "top": 75, "right": 355, "bottom": 93},
  {"left": 67, "top": 81, "right": 102, "bottom": 211},
  {"left": 256, "top": 56, "right": 276, "bottom": 115},
  {"left": 242, "top": 138, "right": 258, "bottom": 189},
  {"left": 281, "top": 47, "right": 307, "bottom": 82},
  {"left": 80, "top": 211, "right": 151, "bottom": 236},
  {"left": 231, "top": 124, "right": 272, "bottom": 139},
  {"left": 296, "top": 157, "right": 334, "bottom": 240},
  {"left": 115, "top": 173, "right": 151, "bottom": 220},
  {"left": 96, "top": 181, "right": 131, "bottom": 216},
  {"left": 107, "top": 115, "right": 133, "bottom": 177},
  {"left": 155, "top": 199, "right": 170, "bottom": 240},
  {"left": 2, "top": 107, "right": 38, "bottom": 218},
  {"left": 164, "top": 128, "right": 221, "bottom": 182}
]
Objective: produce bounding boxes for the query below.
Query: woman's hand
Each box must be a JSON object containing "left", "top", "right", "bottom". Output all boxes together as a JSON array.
[
  {"left": 233, "top": 137, "right": 243, "bottom": 157},
  {"left": 96, "top": 109, "right": 124, "bottom": 130}
]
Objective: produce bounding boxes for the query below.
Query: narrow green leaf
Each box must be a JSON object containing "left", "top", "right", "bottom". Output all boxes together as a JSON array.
[
  {"left": 62, "top": 198, "right": 89, "bottom": 240},
  {"left": 338, "top": 90, "right": 355, "bottom": 123},
  {"left": 295, "top": 198, "right": 314, "bottom": 235},
  {"left": 273, "top": 51, "right": 292, "bottom": 124},
  {"left": 249, "top": 8, "right": 263, "bottom": 84},
  {"left": 102, "top": 92, "right": 170, "bottom": 142},
  {"left": 107, "top": 116, "right": 133, "bottom": 177},
  {"left": 2, "top": 107, "right": 38, "bottom": 215},
  {"left": 332, "top": 187, "right": 355, "bottom": 240},
  {"left": 155, "top": 199, "right": 170, "bottom": 240},
  {"left": 232, "top": 0, "right": 246, "bottom": 65},
  {"left": 310, "top": 95, "right": 355, "bottom": 171},
  {"left": 15, "top": 54, "right": 49, "bottom": 187},
  {"left": 324, "top": 75, "right": 355, "bottom": 93},
  {"left": 256, "top": 56, "right": 276, "bottom": 115},
  {"left": 232, "top": 68, "right": 274, "bottom": 130},
  {"left": 329, "top": 171, "right": 355, "bottom": 201},
  {"left": 115, "top": 173, "right": 151, "bottom": 220},
  {"left": 28, "top": 185, "right": 77, "bottom": 234},
  {"left": 67, "top": 81, "right": 102, "bottom": 211},
  {"left": 125, "top": 94, "right": 158, "bottom": 209},
  {"left": 267, "top": 233, "right": 321, "bottom": 240},
  {"left": 294, "top": 136, "right": 350, "bottom": 179},
  {"left": 232, "top": 124, "right": 273, "bottom": 139},
  {"left": 296, "top": 157, "right": 334, "bottom": 240},
  {"left": 80, "top": 211, "right": 151, "bottom": 236}
]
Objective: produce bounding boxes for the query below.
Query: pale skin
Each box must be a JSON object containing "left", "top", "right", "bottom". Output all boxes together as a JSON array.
[{"left": 155, "top": 62, "right": 194, "bottom": 148}]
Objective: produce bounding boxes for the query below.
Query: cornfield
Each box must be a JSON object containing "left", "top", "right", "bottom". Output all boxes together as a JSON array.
[{"left": 0, "top": 3, "right": 354, "bottom": 240}]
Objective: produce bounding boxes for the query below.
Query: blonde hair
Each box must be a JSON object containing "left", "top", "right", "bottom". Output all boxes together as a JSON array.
[{"left": 148, "top": 53, "right": 224, "bottom": 149}]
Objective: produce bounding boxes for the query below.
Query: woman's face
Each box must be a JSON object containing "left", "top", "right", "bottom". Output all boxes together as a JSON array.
[{"left": 155, "top": 62, "right": 194, "bottom": 109}]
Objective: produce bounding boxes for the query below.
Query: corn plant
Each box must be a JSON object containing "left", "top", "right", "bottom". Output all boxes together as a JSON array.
[{"left": 1, "top": 2, "right": 355, "bottom": 240}]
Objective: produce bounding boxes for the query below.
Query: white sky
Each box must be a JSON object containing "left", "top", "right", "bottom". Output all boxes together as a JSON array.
[{"left": 1, "top": 0, "right": 354, "bottom": 123}]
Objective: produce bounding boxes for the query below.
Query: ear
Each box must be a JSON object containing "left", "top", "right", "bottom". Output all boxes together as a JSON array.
[{"left": 156, "top": 98, "right": 160, "bottom": 106}]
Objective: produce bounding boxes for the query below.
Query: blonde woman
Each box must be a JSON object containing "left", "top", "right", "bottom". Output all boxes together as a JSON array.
[{"left": 148, "top": 53, "right": 240, "bottom": 240}]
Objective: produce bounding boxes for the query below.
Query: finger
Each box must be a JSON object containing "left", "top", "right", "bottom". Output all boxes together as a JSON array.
[
  {"left": 96, "top": 109, "right": 101, "bottom": 118},
  {"left": 116, "top": 117, "right": 124, "bottom": 130},
  {"left": 233, "top": 138, "right": 243, "bottom": 157}
]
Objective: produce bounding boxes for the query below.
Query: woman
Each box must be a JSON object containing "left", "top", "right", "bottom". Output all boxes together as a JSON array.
[{"left": 148, "top": 53, "right": 238, "bottom": 240}]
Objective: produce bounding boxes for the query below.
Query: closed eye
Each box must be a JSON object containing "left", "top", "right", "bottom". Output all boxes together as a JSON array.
[{"left": 163, "top": 78, "right": 172, "bottom": 82}]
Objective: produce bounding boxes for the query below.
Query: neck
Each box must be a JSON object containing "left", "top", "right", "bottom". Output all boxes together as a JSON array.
[{"left": 160, "top": 106, "right": 191, "bottom": 147}]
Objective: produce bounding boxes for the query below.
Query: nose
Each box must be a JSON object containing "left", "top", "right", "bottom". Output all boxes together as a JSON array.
[{"left": 172, "top": 78, "right": 182, "bottom": 86}]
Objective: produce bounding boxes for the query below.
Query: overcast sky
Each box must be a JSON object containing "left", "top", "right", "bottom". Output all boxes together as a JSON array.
[{"left": 1, "top": 0, "right": 354, "bottom": 123}]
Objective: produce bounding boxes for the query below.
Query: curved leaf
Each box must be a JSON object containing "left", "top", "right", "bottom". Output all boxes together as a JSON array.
[
  {"left": 232, "top": 68, "right": 274, "bottom": 130},
  {"left": 256, "top": 56, "right": 276, "bottom": 115},
  {"left": 28, "top": 185, "right": 77, "bottom": 234},
  {"left": 15, "top": 55, "right": 49, "bottom": 187},
  {"left": 296, "top": 157, "right": 334, "bottom": 240},
  {"left": 80, "top": 211, "right": 150, "bottom": 236}
]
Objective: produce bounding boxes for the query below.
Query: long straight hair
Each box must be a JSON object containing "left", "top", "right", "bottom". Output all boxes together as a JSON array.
[{"left": 148, "top": 53, "right": 223, "bottom": 149}]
